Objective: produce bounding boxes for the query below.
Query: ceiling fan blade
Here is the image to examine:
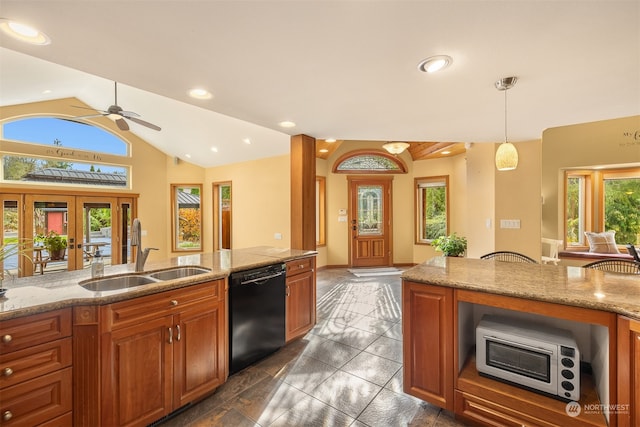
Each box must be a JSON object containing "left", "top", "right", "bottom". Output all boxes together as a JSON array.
[
  {"left": 115, "top": 117, "right": 129, "bottom": 131},
  {"left": 73, "top": 113, "right": 108, "bottom": 120},
  {"left": 72, "top": 105, "right": 107, "bottom": 113},
  {"left": 120, "top": 110, "right": 140, "bottom": 118},
  {"left": 127, "top": 116, "right": 161, "bottom": 131}
]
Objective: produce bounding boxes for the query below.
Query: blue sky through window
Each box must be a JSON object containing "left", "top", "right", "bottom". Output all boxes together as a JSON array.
[{"left": 3, "top": 117, "right": 127, "bottom": 155}]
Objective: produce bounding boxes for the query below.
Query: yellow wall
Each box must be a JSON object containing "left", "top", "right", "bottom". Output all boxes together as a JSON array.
[
  {"left": 205, "top": 154, "right": 291, "bottom": 249},
  {"left": 4, "top": 98, "right": 636, "bottom": 270},
  {"left": 541, "top": 115, "right": 640, "bottom": 240}
]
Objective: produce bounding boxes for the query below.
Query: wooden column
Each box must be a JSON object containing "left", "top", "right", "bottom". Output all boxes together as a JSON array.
[{"left": 290, "top": 134, "right": 316, "bottom": 250}]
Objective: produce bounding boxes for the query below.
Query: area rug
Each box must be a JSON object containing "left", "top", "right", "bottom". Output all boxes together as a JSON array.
[{"left": 347, "top": 267, "right": 402, "bottom": 277}]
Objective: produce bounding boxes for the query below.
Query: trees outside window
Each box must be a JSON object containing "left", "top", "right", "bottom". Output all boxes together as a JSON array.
[
  {"left": 171, "top": 184, "right": 202, "bottom": 251},
  {"left": 415, "top": 176, "right": 449, "bottom": 243}
]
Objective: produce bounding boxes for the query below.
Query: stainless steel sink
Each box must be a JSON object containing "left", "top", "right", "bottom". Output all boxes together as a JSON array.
[
  {"left": 147, "top": 267, "right": 211, "bottom": 281},
  {"left": 81, "top": 275, "right": 158, "bottom": 291}
]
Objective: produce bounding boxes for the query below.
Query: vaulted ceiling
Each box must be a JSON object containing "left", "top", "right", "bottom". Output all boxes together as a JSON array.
[{"left": 0, "top": 1, "right": 638, "bottom": 167}]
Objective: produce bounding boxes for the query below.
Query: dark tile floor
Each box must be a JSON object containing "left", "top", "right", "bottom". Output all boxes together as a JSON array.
[{"left": 160, "top": 268, "right": 468, "bottom": 427}]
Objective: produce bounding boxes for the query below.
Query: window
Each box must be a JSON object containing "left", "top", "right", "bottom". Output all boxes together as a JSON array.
[
  {"left": 415, "top": 176, "right": 449, "bottom": 244},
  {"left": 1, "top": 117, "right": 131, "bottom": 188},
  {"left": 332, "top": 149, "right": 407, "bottom": 174},
  {"left": 564, "top": 167, "right": 640, "bottom": 248},
  {"left": 316, "top": 176, "right": 326, "bottom": 246},
  {"left": 171, "top": 184, "right": 202, "bottom": 252}
]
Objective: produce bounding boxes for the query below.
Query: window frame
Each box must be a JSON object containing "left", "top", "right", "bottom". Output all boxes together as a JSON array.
[
  {"left": 171, "top": 184, "right": 203, "bottom": 252},
  {"left": 564, "top": 167, "right": 640, "bottom": 250},
  {"left": 415, "top": 175, "right": 449, "bottom": 245}
]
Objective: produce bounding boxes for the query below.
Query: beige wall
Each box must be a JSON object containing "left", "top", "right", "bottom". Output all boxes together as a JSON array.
[
  {"left": 541, "top": 115, "right": 640, "bottom": 240},
  {"left": 205, "top": 154, "right": 291, "bottom": 250},
  {"left": 4, "top": 98, "right": 635, "bottom": 270}
]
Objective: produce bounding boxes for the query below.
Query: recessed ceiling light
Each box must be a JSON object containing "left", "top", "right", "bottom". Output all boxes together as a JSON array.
[
  {"left": 210, "top": 147, "right": 218, "bottom": 153},
  {"left": 188, "top": 88, "right": 212, "bottom": 99},
  {"left": 417, "top": 55, "right": 452, "bottom": 73},
  {"left": 242, "top": 138, "right": 251, "bottom": 144},
  {"left": 325, "top": 138, "right": 336, "bottom": 143},
  {"left": 279, "top": 121, "right": 296, "bottom": 128},
  {"left": 185, "top": 154, "right": 192, "bottom": 158},
  {"left": 42, "top": 89, "right": 52, "bottom": 94},
  {"left": 0, "top": 19, "right": 51, "bottom": 45},
  {"left": 319, "top": 148, "right": 329, "bottom": 153},
  {"left": 441, "top": 151, "right": 451, "bottom": 155}
]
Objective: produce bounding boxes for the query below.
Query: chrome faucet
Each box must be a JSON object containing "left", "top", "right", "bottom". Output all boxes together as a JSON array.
[{"left": 131, "top": 218, "right": 158, "bottom": 272}]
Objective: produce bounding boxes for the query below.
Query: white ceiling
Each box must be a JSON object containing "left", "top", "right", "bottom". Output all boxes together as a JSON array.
[{"left": 0, "top": 1, "right": 638, "bottom": 168}]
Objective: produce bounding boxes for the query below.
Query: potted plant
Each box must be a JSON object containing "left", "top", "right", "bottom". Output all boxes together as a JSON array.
[
  {"left": 37, "top": 231, "right": 67, "bottom": 260},
  {"left": 432, "top": 233, "right": 467, "bottom": 257}
]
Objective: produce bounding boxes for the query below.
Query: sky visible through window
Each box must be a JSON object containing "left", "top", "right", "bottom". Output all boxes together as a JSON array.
[
  {"left": 3, "top": 117, "right": 128, "bottom": 174},
  {"left": 3, "top": 117, "right": 127, "bottom": 155}
]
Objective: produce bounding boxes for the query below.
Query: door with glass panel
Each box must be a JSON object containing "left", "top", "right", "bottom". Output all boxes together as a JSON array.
[
  {"left": 349, "top": 177, "right": 392, "bottom": 267},
  {"left": 23, "top": 194, "right": 77, "bottom": 276},
  {"left": 1, "top": 194, "right": 24, "bottom": 281}
]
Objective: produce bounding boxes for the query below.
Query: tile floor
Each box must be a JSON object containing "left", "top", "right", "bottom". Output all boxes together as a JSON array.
[{"left": 159, "top": 268, "right": 468, "bottom": 427}]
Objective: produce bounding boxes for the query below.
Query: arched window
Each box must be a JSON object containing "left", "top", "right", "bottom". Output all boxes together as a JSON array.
[
  {"left": 332, "top": 149, "right": 408, "bottom": 174},
  {"left": 1, "top": 117, "right": 131, "bottom": 188}
]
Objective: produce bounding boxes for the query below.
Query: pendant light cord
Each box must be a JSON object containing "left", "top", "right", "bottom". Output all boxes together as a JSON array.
[{"left": 504, "top": 88, "right": 508, "bottom": 144}]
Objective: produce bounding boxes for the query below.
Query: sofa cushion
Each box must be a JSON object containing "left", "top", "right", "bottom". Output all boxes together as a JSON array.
[{"left": 584, "top": 231, "right": 620, "bottom": 254}]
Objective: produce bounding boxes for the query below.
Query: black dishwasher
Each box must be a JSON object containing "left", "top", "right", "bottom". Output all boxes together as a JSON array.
[{"left": 229, "top": 263, "right": 286, "bottom": 374}]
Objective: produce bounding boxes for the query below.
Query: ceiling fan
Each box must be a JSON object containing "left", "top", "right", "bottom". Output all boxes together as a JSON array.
[{"left": 73, "top": 82, "right": 161, "bottom": 131}]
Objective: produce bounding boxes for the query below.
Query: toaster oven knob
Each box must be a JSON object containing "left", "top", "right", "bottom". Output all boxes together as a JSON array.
[
  {"left": 561, "top": 369, "right": 575, "bottom": 380},
  {"left": 561, "top": 357, "right": 574, "bottom": 368},
  {"left": 561, "top": 381, "right": 575, "bottom": 391}
]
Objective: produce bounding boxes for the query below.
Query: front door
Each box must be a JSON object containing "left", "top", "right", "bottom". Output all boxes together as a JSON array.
[{"left": 349, "top": 177, "right": 392, "bottom": 267}]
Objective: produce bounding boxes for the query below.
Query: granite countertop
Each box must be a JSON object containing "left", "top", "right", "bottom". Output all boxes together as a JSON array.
[
  {"left": 402, "top": 256, "right": 640, "bottom": 320},
  {"left": 0, "top": 246, "right": 316, "bottom": 321}
]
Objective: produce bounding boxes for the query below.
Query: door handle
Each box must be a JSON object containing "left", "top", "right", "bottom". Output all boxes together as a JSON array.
[
  {"left": 176, "top": 325, "right": 181, "bottom": 341},
  {"left": 168, "top": 327, "right": 173, "bottom": 344},
  {"left": 352, "top": 225, "right": 357, "bottom": 231}
]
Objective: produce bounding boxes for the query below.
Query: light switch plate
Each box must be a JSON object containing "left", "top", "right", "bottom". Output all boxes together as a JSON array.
[{"left": 500, "top": 219, "right": 521, "bottom": 229}]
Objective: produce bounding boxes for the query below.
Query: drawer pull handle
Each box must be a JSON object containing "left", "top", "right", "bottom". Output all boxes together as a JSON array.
[
  {"left": 2, "top": 334, "right": 12, "bottom": 343},
  {"left": 3, "top": 367, "right": 13, "bottom": 377},
  {"left": 170, "top": 300, "right": 178, "bottom": 306},
  {"left": 176, "top": 325, "right": 181, "bottom": 341},
  {"left": 299, "top": 264, "right": 305, "bottom": 269},
  {"left": 2, "top": 411, "right": 12, "bottom": 421},
  {"left": 168, "top": 327, "right": 173, "bottom": 344}
]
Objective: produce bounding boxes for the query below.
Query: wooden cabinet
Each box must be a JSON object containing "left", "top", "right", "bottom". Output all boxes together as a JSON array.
[
  {"left": 617, "top": 316, "right": 640, "bottom": 427},
  {"left": 0, "top": 309, "right": 73, "bottom": 426},
  {"left": 402, "top": 281, "right": 454, "bottom": 410},
  {"left": 285, "top": 257, "right": 316, "bottom": 342},
  {"left": 75, "top": 280, "right": 226, "bottom": 427}
]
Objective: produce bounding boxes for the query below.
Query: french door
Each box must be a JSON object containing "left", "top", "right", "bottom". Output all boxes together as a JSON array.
[
  {"left": 1, "top": 192, "right": 136, "bottom": 277},
  {"left": 348, "top": 176, "right": 393, "bottom": 267}
]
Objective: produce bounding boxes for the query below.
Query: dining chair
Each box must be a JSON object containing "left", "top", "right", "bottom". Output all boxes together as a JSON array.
[
  {"left": 541, "top": 238, "right": 563, "bottom": 265},
  {"left": 583, "top": 259, "right": 640, "bottom": 274},
  {"left": 626, "top": 244, "right": 640, "bottom": 262},
  {"left": 480, "top": 251, "right": 538, "bottom": 263}
]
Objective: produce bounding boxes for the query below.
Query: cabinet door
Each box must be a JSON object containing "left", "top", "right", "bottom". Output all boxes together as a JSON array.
[
  {"left": 402, "top": 281, "right": 454, "bottom": 410},
  {"left": 286, "top": 270, "right": 316, "bottom": 342},
  {"left": 101, "top": 316, "right": 173, "bottom": 427},
  {"left": 174, "top": 302, "right": 226, "bottom": 407},
  {"left": 618, "top": 316, "right": 640, "bottom": 427}
]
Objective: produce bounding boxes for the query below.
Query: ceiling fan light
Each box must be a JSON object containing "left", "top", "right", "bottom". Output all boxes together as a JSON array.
[
  {"left": 383, "top": 142, "right": 410, "bottom": 154},
  {"left": 0, "top": 19, "right": 51, "bottom": 45},
  {"left": 495, "top": 142, "right": 518, "bottom": 171}
]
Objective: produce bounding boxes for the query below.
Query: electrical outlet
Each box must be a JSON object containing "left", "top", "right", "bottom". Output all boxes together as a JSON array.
[{"left": 274, "top": 232, "right": 282, "bottom": 240}]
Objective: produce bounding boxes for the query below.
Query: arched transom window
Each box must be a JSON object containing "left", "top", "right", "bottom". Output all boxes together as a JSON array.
[{"left": 332, "top": 149, "right": 407, "bottom": 174}]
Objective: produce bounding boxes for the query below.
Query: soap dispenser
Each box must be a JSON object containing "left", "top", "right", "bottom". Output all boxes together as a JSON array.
[{"left": 91, "top": 249, "right": 104, "bottom": 278}]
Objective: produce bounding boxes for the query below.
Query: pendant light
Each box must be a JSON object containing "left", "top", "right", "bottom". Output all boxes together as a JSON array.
[
  {"left": 494, "top": 76, "right": 518, "bottom": 171},
  {"left": 383, "top": 141, "right": 410, "bottom": 154}
]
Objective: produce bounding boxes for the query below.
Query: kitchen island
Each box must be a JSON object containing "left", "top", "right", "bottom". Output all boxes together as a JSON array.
[
  {"left": 401, "top": 256, "right": 640, "bottom": 427},
  {"left": 0, "top": 246, "right": 316, "bottom": 426}
]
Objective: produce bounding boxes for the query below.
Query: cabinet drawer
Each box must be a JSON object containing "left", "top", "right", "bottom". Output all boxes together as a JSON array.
[
  {"left": 0, "top": 367, "right": 72, "bottom": 427},
  {"left": 286, "top": 257, "right": 314, "bottom": 276},
  {"left": 455, "top": 390, "right": 559, "bottom": 427},
  {"left": 0, "top": 309, "right": 71, "bottom": 354},
  {"left": 0, "top": 337, "right": 72, "bottom": 390},
  {"left": 102, "top": 281, "right": 221, "bottom": 331}
]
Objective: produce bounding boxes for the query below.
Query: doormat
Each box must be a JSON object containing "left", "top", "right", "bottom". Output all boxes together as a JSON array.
[{"left": 347, "top": 267, "right": 402, "bottom": 277}]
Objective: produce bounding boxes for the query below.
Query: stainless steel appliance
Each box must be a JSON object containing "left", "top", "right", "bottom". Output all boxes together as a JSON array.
[
  {"left": 229, "top": 263, "right": 286, "bottom": 374},
  {"left": 476, "top": 315, "right": 580, "bottom": 401}
]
